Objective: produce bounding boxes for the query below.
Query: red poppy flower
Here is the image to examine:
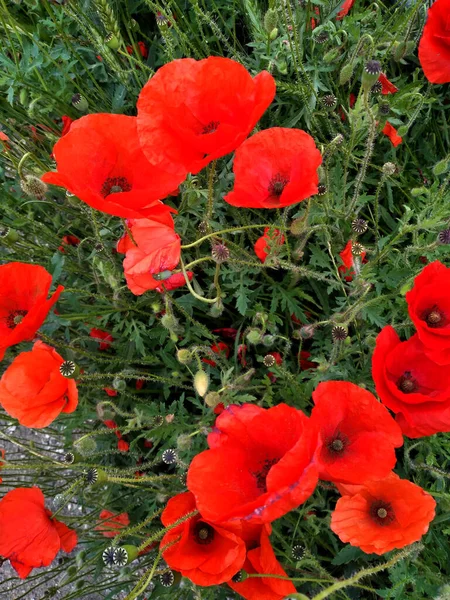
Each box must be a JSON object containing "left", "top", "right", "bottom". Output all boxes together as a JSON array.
[
  {"left": 238, "top": 344, "right": 248, "bottom": 367},
  {"left": 118, "top": 439, "right": 130, "bottom": 452},
  {"left": 96, "top": 509, "right": 130, "bottom": 538},
  {"left": 136, "top": 378, "right": 145, "bottom": 390},
  {"left": 310, "top": 6, "right": 320, "bottom": 29},
  {"left": 0, "top": 487, "right": 77, "bottom": 578},
  {"left": 331, "top": 473, "right": 436, "bottom": 555},
  {"left": 338, "top": 241, "right": 366, "bottom": 281},
  {"left": 117, "top": 218, "right": 192, "bottom": 295},
  {"left": 310, "top": 381, "right": 403, "bottom": 484},
  {"left": 0, "top": 341, "right": 78, "bottom": 428},
  {"left": 0, "top": 262, "right": 63, "bottom": 361},
  {"left": 213, "top": 327, "right": 239, "bottom": 340},
  {"left": 187, "top": 403, "right": 318, "bottom": 524},
  {"left": 137, "top": 57, "right": 276, "bottom": 176},
  {"left": 378, "top": 73, "right": 399, "bottom": 95},
  {"left": 42, "top": 114, "right": 185, "bottom": 219},
  {"left": 406, "top": 261, "right": 450, "bottom": 364},
  {"left": 228, "top": 525, "right": 296, "bottom": 600},
  {"left": 202, "top": 342, "right": 230, "bottom": 367},
  {"left": 126, "top": 41, "right": 148, "bottom": 59},
  {"left": 58, "top": 234, "right": 80, "bottom": 252},
  {"left": 0, "top": 449, "right": 5, "bottom": 483},
  {"left": 299, "top": 350, "right": 318, "bottom": 371},
  {"left": 214, "top": 402, "right": 225, "bottom": 415},
  {"left": 372, "top": 326, "right": 450, "bottom": 437},
  {"left": 418, "top": 0, "right": 450, "bottom": 84},
  {"left": 161, "top": 491, "right": 246, "bottom": 586},
  {"left": 60, "top": 115, "right": 73, "bottom": 137},
  {"left": 382, "top": 122, "right": 402, "bottom": 147},
  {"left": 104, "top": 387, "right": 118, "bottom": 397},
  {"left": 90, "top": 328, "right": 114, "bottom": 350},
  {"left": 336, "top": 0, "right": 355, "bottom": 19},
  {"left": 0, "top": 131, "right": 9, "bottom": 142},
  {"left": 254, "top": 228, "right": 285, "bottom": 263},
  {"left": 224, "top": 128, "right": 322, "bottom": 209}
]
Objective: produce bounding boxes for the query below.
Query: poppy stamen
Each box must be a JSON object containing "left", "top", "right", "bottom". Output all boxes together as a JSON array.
[
  {"left": 424, "top": 306, "right": 444, "bottom": 328},
  {"left": 369, "top": 500, "right": 395, "bottom": 526},
  {"left": 253, "top": 457, "right": 279, "bottom": 492},
  {"left": 397, "top": 371, "right": 418, "bottom": 394},
  {"left": 202, "top": 121, "right": 220, "bottom": 135},
  {"left": 268, "top": 174, "right": 289, "bottom": 198},
  {"left": 193, "top": 521, "right": 215, "bottom": 545},
  {"left": 6, "top": 309, "right": 28, "bottom": 329},
  {"left": 325, "top": 432, "right": 349, "bottom": 457},
  {"left": 101, "top": 177, "right": 132, "bottom": 198}
]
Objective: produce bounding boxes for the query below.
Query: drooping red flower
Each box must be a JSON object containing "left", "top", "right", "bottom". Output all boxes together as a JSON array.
[
  {"left": 137, "top": 57, "right": 276, "bottom": 176},
  {"left": 228, "top": 525, "right": 296, "bottom": 600},
  {"left": 224, "top": 128, "right": 322, "bottom": 209},
  {"left": 96, "top": 509, "right": 130, "bottom": 538},
  {"left": 254, "top": 228, "right": 285, "bottom": 263},
  {"left": 382, "top": 122, "right": 402, "bottom": 147},
  {"left": 418, "top": 0, "right": 450, "bottom": 84},
  {"left": 406, "top": 261, "right": 450, "bottom": 365},
  {"left": 202, "top": 342, "right": 230, "bottom": 367},
  {"left": 372, "top": 326, "right": 450, "bottom": 437},
  {"left": 126, "top": 41, "right": 148, "bottom": 59},
  {"left": 336, "top": 0, "right": 355, "bottom": 20},
  {"left": 0, "top": 487, "right": 77, "bottom": 578},
  {"left": 60, "top": 116, "right": 73, "bottom": 137},
  {"left": 187, "top": 403, "right": 318, "bottom": 524},
  {"left": 116, "top": 217, "right": 192, "bottom": 295},
  {"left": 161, "top": 491, "right": 246, "bottom": 586},
  {"left": 42, "top": 114, "right": 185, "bottom": 219},
  {"left": 0, "top": 341, "right": 78, "bottom": 428},
  {"left": 338, "top": 240, "right": 366, "bottom": 281},
  {"left": 331, "top": 473, "right": 436, "bottom": 555},
  {"left": 310, "top": 381, "right": 403, "bottom": 484},
  {"left": 0, "top": 262, "right": 64, "bottom": 361},
  {"left": 90, "top": 328, "right": 114, "bottom": 350},
  {"left": 378, "top": 73, "right": 399, "bottom": 95}
]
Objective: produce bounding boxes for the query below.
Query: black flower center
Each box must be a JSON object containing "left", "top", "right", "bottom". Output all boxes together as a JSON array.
[
  {"left": 193, "top": 521, "right": 215, "bottom": 545},
  {"left": 202, "top": 121, "right": 220, "bottom": 135},
  {"left": 268, "top": 174, "right": 289, "bottom": 197},
  {"left": 369, "top": 500, "right": 395, "bottom": 526},
  {"left": 423, "top": 306, "right": 445, "bottom": 328},
  {"left": 101, "top": 177, "right": 132, "bottom": 198},
  {"left": 6, "top": 309, "right": 28, "bottom": 329},
  {"left": 396, "top": 371, "right": 418, "bottom": 394},
  {"left": 253, "top": 458, "right": 279, "bottom": 493},
  {"left": 325, "top": 431, "right": 349, "bottom": 457}
]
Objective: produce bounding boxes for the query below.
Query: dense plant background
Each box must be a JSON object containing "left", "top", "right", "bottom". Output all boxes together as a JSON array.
[{"left": 1, "top": 0, "right": 450, "bottom": 598}]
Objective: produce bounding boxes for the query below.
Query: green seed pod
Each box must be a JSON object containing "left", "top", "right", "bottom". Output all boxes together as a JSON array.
[
  {"left": 19, "top": 88, "right": 29, "bottom": 106},
  {"left": 59, "top": 360, "right": 80, "bottom": 379},
  {"left": 104, "top": 32, "right": 119, "bottom": 50},
  {"left": 410, "top": 187, "right": 428, "bottom": 197},
  {"left": 361, "top": 60, "right": 382, "bottom": 91},
  {"left": 339, "top": 62, "right": 354, "bottom": 86},
  {"left": 177, "top": 349, "right": 193, "bottom": 364},
  {"left": 121, "top": 545, "right": 139, "bottom": 564},
  {"left": 71, "top": 93, "right": 88, "bottom": 112},
  {"left": 0, "top": 226, "right": 19, "bottom": 243},
  {"left": 205, "top": 391, "right": 221, "bottom": 408},
  {"left": 194, "top": 370, "right": 209, "bottom": 397},
  {"left": 269, "top": 27, "right": 278, "bottom": 41},
  {"left": 433, "top": 158, "right": 449, "bottom": 176},
  {"left": 263, "top": 8, "right": 277, "bottom": 33}
]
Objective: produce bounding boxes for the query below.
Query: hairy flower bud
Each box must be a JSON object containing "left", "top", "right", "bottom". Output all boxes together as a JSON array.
[
  {"left": 161, "top": 314, "right": 178, "bottom": 330},
  {"left": 176, "top": 434, "right": 192, "bottom": 451},
  {"left": 339, "top": 63, "right": 354, "bottom": 86},
  {"left": 74, "top": 436, "right": 97, "bottom": 457},
  {"left": 263, "top": 8, "right": 277, "bottom": 33},
  {"left": 205, "top": 391, "right": 221, "bottom": 408},
  {"left": 246, "top": 329, "right": 262, "bottom": 345},
  {"left": 194, "top": 370, "right": 209, "bottom": 397},
  {"left": 433, "top": 159, "right": 449, "bottom": 177},
  {"left": 177, "top": 349, "right": 193, "bottom": 364},
  {"left": 20, "top": 175, "right": 47, "bottom": 199}
]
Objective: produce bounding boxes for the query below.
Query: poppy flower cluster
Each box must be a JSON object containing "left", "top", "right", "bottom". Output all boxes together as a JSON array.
[
  {"left": 161, "top": 382, "right": 435, "bottom": 597},
  {"left": 42, "top": 57, "right": 323, "bottom": 295},
  {"left": 373, "top": 260, "right": 450, "bottom": 437}
]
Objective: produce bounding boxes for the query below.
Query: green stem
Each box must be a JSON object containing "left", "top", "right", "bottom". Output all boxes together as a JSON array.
[{"left": 181, "top": 223, "right": 280, "bottom": 249}]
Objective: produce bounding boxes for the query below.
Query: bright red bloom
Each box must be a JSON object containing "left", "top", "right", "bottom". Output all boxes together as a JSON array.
[
  {"left": 202, "top": 342, "right": 230, "bottom": 367},
  {"left": 136, "top": 378, "right": 145, "bottom": 390},
  {"left": 310, "top": 381, "right": 403, "bottom": 484},
  {"left": 254, "top": 228, "right": 285, "bottom": 263},
  {"left": 228, "top": 525, "right": 296, "bottom": 600},
  {"left": 42, "top": 114, "right": 184, "bottom": 219},
  {"left": 118, "top": 439, "right": 130, "bottom": 452},
  {"left": 126, "top": 41, "right": 148, "bottom": 59},
  {"left": 299, "top": 350, "right": 318, "bottom": 371},
  {"left": 137, "top": 57, "right": 276, "bottom": 176},
  {"left": 213, "top": 328, "right": 239, "bottom": 340},
  {"left": 224, "top": 128, "right": 322, "bottom": 209},
  {"left": 336, "top": 0, "right": 355, "bottom": 19},
  {"left": 331, "top": 473, "right": 436, "bottom": 555},
  {"left": 379, "top": 73, "right": 399, "bottom": 95},
  {"left": 104, "top": 387, "right": 118, "bottom": 397},
  {"left": 418, "top": 0, "right": 450, "bottom": 84},
  {"left": 0, "top": 131, "right": 9, "bottom": 142},
  {"left": 161, "top": 491, "right": 246, "bottom": 586},
  {"left": 187, "top": 403, "right": 318, "bottom": 524},
  {"left": 0, "top": 487, "right": 77, "bottom": 578},
  {"left": 406, "top": 261, "right": 450, "bottom": 364},
  {"left": 60, "top": 116, "right": 73, "bottom": 137},
  {"left": 58, "top": 234, "right": 80, "bottom": 252},
  {"left": 214, "top": 402, "right": 225, "bottom": 415},
  {"left": 0, "top": 341, "right": 78, "bottom": 428},
  {"left": 372, "top": 326, "right": 450, "bottom": 437},
  {"left": 90, "top": 328, "right": 114, "bottom": 350},
  {"left": 338, "top": 240, "right": 366, "bottom": 281},
  {"left": 382, "top": 122, "right": 402, "bottom": 147},
  {"left": 0, "top": 262, "right": 63, "bottom": 361},
  {"left": 117, "top": 217, "right": 192, "bottom": 295},
  {"left": 96, "top": 509, "right": 130, "bottom": 538}
]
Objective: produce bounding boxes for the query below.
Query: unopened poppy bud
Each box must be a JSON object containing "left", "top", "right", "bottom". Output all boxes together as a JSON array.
[
  {"left": 339, "top": 63, "right": 354, "bottom": 86},
  {"left": 130, "top": 18, "right": 139, "bottom": 30},
  {"left": 19, "top": 88, "right": 28, "bottom": 106},
  {"left": 362, "top": 60, "right": 382, "bottom": 90},
  {"left": 67, "top": 566, "right": 78, "bottom": 577},
  {"left": 392, "top": 41, "right": 408, "bottom": 62},
  {"left": 104, "top": 32, "right": 119, "bottom": 49},
  {"left": 262, "top": 334, "right": 275, "bottom": 347},
  {"left": 396, "top": 125, "right": 408, "bottom": 137},
  {"left": 20, "top": 175, "right": 47, "bottom": 199},
  {"left": 209, "top": 298, "right": 224, "bottom": 318},
  {"left": 194, "top": 370, "right": 209, "bottom": 397},
  {"left": 176, "top": 434, "right": 192, "bottom": 451},
  {"left": 433, "top": 158, "right": 449, "bottom": 176},
  {"left": 410, "top": 187, "right": 428, "bottom": 197},
  {"left": 71, "top": 93, "right": 88, "bottom": 112},
  {"left": 59, "top": 360, "right": 80, "bottom": 379},
  {"left": 323, "top": 48, "right": 340, "bottom": 63},
  {"left": 277, "top": 60, "right": 288, "bottom": 75},
  {"left": 151, "top": 301, "right": 161, "bottom": 313},
  {"left": 300, "top": 324, "right": 315, "bottom": 339},
  {"left": 161, "top": 314, "right": 178, "bottom": 330},
  {"left": 112, "top": 377, "right": 126, "bottom": 391},
  {"left": 246, "top": 329, "right": 262, "bottom": 345},
  {"left": 76, "top": 550, "right": 87, "bottom": 568},
  {"left": 74, "top": 436, "right": 97, "bottom": 457},
  {"left": 290, "top": 217, "right": 307, "bottom": 236},
  {"left": 177, "top": 348, "right": 193, "bottom": 364},
  {"left": 400, "top": 281, "right": 413, "bottom": 295},
  {"left": 263, "top": 8, "right": 277, "bottom": 33},
  {"left": 205, "top": 391, "right": 221, "bottom": 408},
  {"left": 0, "top": 226, "right": 19, "bottom": 243},
  {"left": 269, "top": 27, "right": 278, "bottom": 40},
  {"left": 233, "top": 368, "right": 255, "bottom": 386},
  {"left": 382, "top": 162, "right": 396, "bottom": 176}
]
